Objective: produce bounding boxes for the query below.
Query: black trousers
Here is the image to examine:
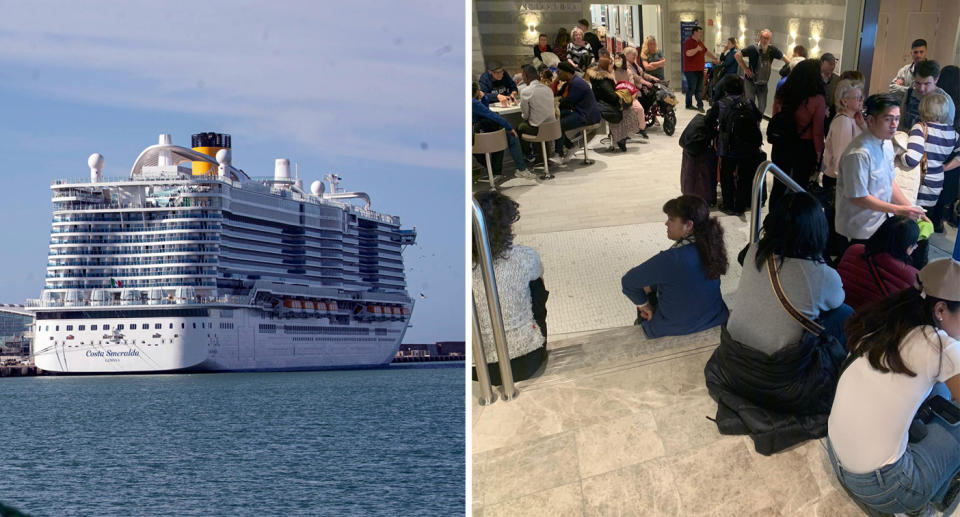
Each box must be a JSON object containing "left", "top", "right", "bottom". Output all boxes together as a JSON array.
[
  {"left": 719, "top": 153, "right": 765, "bottom": 213},
  {"left": 770, "top": 139, "right": 818, "bottom": 210},
  {"left": 517, "top": 121, "right": 540, "bottom": 157},
  {"left": 931, "top": 168, "right": 960, "bottom": 228}
]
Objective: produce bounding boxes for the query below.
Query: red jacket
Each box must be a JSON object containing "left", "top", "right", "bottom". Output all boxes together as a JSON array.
[{"left": 837, "top": 244, "right": 918, "bottom": 312}]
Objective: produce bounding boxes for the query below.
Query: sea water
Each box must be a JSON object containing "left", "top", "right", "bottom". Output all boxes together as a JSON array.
[{"left": 0, "top": 365, "right": 464, "bottom": 516}]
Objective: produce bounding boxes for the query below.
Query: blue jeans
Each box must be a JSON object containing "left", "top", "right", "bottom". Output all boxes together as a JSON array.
[
  {"left": 827, "top": 384, "right": 960, "bottom": 514},
  {"left": 504, "top": 131, "right": 526, "bottom": 172},
  {"left": 820, "top": 304, "right": 854, "bottom": 346},
  {"left": 684, "top": 71, "right": 704, "bottom": 109}
]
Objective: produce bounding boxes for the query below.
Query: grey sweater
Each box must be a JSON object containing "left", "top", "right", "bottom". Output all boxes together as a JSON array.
[{"left": 727, "top": 246, "right": 845, "bottom": 354}]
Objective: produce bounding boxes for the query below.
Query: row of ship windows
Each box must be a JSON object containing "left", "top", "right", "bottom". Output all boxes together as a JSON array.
[
  {"left": 258, "top": 324, "right": 371, "bottom": 335},
  {"left": 46, "top": 322, "right": 215, "bottom": 331},
  {"left": 289, "top": 337, "right": 388, "bottom": 342}
]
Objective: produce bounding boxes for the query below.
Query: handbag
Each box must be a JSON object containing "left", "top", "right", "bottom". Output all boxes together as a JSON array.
[{"left": 765, "top": 255, "right": 848, "bottom": 414}]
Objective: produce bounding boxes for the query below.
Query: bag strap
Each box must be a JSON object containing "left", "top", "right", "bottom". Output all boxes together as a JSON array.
[
  {"left": 766, "top": 255, "right": 826, "bottom": 335},
  {"left": 865, "top": 255, "right": 890, "bottom": 297}
]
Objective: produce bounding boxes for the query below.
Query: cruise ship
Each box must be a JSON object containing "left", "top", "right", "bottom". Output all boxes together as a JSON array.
[{"left": 27, "top": 132, "right": 416, "bottom": 373}]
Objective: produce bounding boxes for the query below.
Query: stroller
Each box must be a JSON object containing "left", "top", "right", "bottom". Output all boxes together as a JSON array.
[{"left": 640, "top": 81, "right": 679, "bottom": 136}]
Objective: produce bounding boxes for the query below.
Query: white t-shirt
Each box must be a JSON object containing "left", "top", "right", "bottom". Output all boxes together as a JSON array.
[{"left": 828, "top": 326, "right": 960, "bottom": 473}]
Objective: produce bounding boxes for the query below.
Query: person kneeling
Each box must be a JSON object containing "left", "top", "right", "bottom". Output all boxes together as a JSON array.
[
  {"left": 705, "top": 192, "right": 853, "bottom": 454},
  {"left": 827, "top": 258, "right": 960, "bottom": 515},
  {"left": 621, "top": 195, "right": 729, "bottom": 338}
]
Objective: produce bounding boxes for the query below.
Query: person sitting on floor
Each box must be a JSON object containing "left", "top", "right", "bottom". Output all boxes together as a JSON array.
[
  {"left": 837, "top": 215, "right": 920, "bottom": 312},
  {"left": 705, "top": 192, "right": 852, "bottom": 454},
  {"left": 621, "top": 195, "right": 729, "bottom": 338},
  {"left": 472, "top": 191, "right": 548, "bottom": 385},
  {"left": 827, "top": 256, "right": 960, "bottom": 515}
]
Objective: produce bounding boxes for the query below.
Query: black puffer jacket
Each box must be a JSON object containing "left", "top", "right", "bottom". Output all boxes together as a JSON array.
[{"left": 704, "top": 325, "right": 847, "bottom": 455}]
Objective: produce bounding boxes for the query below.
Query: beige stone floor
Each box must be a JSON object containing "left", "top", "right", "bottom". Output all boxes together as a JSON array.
[{"left": 472, "top": 107, "right": 959, "bottom": 516}]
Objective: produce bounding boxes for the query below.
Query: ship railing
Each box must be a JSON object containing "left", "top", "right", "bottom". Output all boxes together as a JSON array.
[
  {"left": 48, "top": 258, "right": 219, "bottom": 267},
  {"left": 51, "top": 224, "right": 220, "bottom": 234},
  {"left": 50, "top": 235, "right": 220, "bottom": 245},
  {"left": 27, "top": 294, "right": 252, "bottom": 309},
  {"left": 53, "top": 200, "right": 217, "bottom": 211},
  {"left": 49, "top": 247, "right": 214, "bottom": 256},
  {"left": 46, "top": 270, "right": 217, "bottom": 279},
  {"left": 53, "top": 213, "right": 223, "bottom": 224},
  {"left": 472, "top": 196, "right": 517, "bottom": 405}
]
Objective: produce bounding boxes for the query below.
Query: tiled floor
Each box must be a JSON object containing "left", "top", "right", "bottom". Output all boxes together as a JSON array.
[{"left": 472, "top": 108, "right": 960, "bottom": 516}]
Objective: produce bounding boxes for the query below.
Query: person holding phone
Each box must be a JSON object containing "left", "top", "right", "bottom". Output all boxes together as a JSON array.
[{"left": 827, "top": 256, "right": 960, "bottom": 514}]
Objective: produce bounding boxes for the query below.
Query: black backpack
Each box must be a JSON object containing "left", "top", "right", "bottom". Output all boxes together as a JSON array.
[
  {"left": 766, "top": 105, "right": 812, "bottom": 147},
  {"left": 679, "top": 114, "right": 715, "bottom": 155},
  {"left": 719, "top": 98, "right": 762, "bottom": 157}
]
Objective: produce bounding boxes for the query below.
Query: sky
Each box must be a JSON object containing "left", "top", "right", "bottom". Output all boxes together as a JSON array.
[{"left": 0, "top": 0, "right": 465, "bottom": 344}]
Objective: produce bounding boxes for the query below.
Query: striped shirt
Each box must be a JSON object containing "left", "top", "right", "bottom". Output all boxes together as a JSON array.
[{"left": 902, "top": 122, "right": 960, "bottom": 206}]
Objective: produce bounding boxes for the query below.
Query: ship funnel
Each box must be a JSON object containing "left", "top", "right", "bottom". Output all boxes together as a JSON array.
[
  {"left": 158, "top": 134, "right": 173, "bottom": 167},
  {"left": 88, "top": 153, "right": 104, "bottom": 183},
  {"left": 191, "top": 132, "right": 231, "bottom": 176},
  {"left": 275, "top": 159, "right": 291, "bottom": 181}
]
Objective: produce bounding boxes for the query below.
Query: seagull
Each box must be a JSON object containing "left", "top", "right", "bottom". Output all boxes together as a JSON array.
[{"left": 419, "top": 293, "right": 426, "bottom": 299}]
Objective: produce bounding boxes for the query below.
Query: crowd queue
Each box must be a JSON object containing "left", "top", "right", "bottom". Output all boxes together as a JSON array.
[{"left": 475, "top": 22, "right": 960, "bottom": 514}]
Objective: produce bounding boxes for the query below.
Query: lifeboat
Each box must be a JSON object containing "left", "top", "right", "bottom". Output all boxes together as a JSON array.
[{"left": 328, "top": 301, "right": 338, "bottom": 311}]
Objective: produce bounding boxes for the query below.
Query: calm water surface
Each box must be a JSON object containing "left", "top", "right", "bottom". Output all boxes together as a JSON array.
[{"left": 1, "top": 365, "right": 464, "bottom": 516}]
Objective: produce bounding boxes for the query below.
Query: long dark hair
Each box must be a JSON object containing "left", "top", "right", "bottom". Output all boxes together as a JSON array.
[
  {"left": 775, "top": 58, "right": 825, "bottom": 115},
  {"left": 937, "top": 65, "right": 960, "bottom": 130},
  {"left": 663, "top": 195, "right": 728, "bottom": 279},
  {"left": 754, "top": 192, "right": 828, "bottom": 270},
  {"left": 864, "top": 215, "right": 919, "bottom": 263},
  {"left": 472, "top": 191, "right": 520, "bottom": 264},
  {"left": 554, "top": 28, "right": 570, "bottom": 60},
  {"left": 846, "top": 287, "right": 960, "bottom": 376}
]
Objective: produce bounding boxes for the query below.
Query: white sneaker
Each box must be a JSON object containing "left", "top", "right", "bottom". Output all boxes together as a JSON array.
[
  {"left": 515, "top": 169, "right": 538, "bottom": 180},
  {"left": 549, "top": 154, "right": 571, "bottom": 166}
]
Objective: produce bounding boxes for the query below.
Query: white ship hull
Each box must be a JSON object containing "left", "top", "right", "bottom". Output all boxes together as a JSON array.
[{"left": 33, "top": 306, "right": 408, "bottom": 374}]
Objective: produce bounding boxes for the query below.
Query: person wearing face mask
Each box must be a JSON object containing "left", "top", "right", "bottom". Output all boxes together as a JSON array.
[
  {"left": 890, "top": 39, "right": 928, "bottom": 105},
  {"left": 835, "top": 94, "right": 928, "bottom": 249},
  {"left": 899, "top": 60, "right": 955, "bottom": 132},
  {"left": 620, "top": 195, "right": 729, "bottom": 338},
  {"left": 827, "top": 248, "right": 960, "bottom": 515}
]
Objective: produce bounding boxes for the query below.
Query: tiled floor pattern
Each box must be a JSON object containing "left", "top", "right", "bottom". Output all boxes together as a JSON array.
[
  {"left": 473, "top": 107, "right": 960, "bottom": 515},
  {"left": 471, "top": 327, "right": 868, "bottom": 517},
  {"left": 514, "top": 217, "right": 750, "bottom": 335}
]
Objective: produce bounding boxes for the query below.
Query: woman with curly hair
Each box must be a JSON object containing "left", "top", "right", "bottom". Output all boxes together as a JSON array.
[
  {"left": 472, "top": 191, "right": 548, "bottom": 385},
  {"left": 621, "top": 195, "right": 729, "bottom": 338}
]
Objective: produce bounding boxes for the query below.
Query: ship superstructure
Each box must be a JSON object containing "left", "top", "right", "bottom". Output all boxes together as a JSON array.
[{"left": 28, "top": 133, "right": 416, "bottom": 373}]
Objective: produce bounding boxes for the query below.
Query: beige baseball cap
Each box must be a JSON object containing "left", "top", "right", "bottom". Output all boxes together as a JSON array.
[{"left": 918, "top": 258, "right": 960, "bottom": 302}]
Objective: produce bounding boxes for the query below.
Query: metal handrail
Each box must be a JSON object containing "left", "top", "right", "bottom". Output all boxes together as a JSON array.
[
  {"left": 749, "top": 160, "right": 807, "bottom": 245},
  {"left": 472, "top": 298, "right": 496, "bottom": 405},
  {"left": 471, "top": 197, "right": 518, "bottom": 402}
]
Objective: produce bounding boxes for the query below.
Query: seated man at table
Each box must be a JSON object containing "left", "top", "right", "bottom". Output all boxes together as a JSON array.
[
  {"left": 550, "top": 62, "right": 601, "bottom": 165},
  {"left": 479, "top": 61, "right": 519, "bottom": 105},
  {"left": 472, "top": 82, "right": 535, "bottom": 179},
  {"left": 518, "top": 64, "right": 558, "bottom": 162}
]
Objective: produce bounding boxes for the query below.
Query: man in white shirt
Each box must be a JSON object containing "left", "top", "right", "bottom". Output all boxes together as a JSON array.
[
  {"left": 890, "top": 38, "right": 927, "bottom": 104},
  {"left": 517, "top": 64, "right": 557, "bottom": 162},
  {"left": 835, "top": 93, "right": 926, "bottom": 246}
]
